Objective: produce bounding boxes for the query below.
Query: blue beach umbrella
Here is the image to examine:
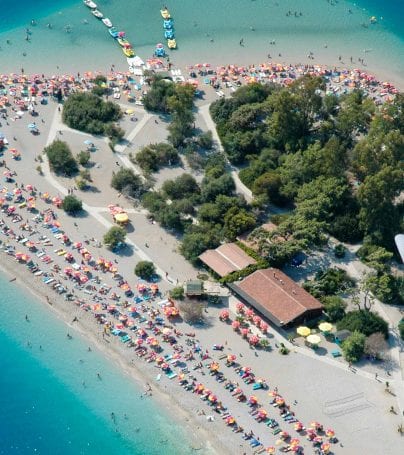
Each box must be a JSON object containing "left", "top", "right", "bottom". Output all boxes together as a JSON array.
[
  {"left": 84, "top": 139, "right": 93, "bottom": 145},
  {"left": 27, "top": 123, "right": 36, "bottom": 129},
  {"left": 0, "top": 132, "right": 5, "bottom": 139}
]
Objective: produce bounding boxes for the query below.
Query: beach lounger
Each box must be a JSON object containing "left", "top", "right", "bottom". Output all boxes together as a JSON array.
[
  {"left": 120, "top": 335, "right": 131, "bottom": 343},
  {"left": 166, "top": 371, "right": 177, "bottom": 379},
  {"left": 272, "top": 428, "right": 281, "bottom": 435},
  {"left": 331, "top": 350, "right": 342, "bottom": 358}
]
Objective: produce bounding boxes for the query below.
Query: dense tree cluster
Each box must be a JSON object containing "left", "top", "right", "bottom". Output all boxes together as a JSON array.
[
  {"left": 62, "top": 92, "right": 123, "bottom": 140},
  {"left": 44, "top": 140, "right": 78, "bottom": 176},
  {"left": 210, "top": 81, "right": 403, "bottom": 266},
  {"left": 143, "top": 76, "right": 196, "bottom": 147},
  {"left": 103, "top": 226, "right": 126, "bottom": 250},
  {"left": 111, "top": 168, "right": 146, "bottom": 200},
  {"left": 134, "top": 143, "right": 180, "bottom": 173},
  {"left": 61, "top": 195, "right": 82, "bottom": 214}
]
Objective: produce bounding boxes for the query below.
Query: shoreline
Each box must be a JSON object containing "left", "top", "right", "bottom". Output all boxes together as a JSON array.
[{"left": 0, "top": 254, "right": 234, "bottom": 455}]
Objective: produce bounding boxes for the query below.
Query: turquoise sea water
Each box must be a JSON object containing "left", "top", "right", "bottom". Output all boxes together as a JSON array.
[
  {"left": 0, "top": 272, "right": 193, "bottom": 455},
  {"left": 0, "top": 0, "right": 403, "bottom": 85}
]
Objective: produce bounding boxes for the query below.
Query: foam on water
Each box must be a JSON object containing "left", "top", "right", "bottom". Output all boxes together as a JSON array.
[{"left": 0, "top": 272, "right": 193, "bottom": 455}]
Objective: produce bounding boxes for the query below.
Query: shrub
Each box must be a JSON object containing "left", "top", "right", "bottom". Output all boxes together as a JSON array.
[
  {"left": 169, "top": 286, "right": 185, "bottom": 300},
  {"left": 44, "top": 140, "right": 78, "bottom": 176},
  {"left": 197, "top": 131, "right": 214, "bottom": 150},
  {"left": 321, "top": 295, "right": 347, "bottom": 322},
  {"left": 77, "top": 150, "right": 91, "bottom": 166},
  {"left": 79, "top": 169, "right": 91, "bottom": 181},
  {"left": 135, "top": 143, "right": 180, "bottom": 173},
  {"left": 62, "top": 92, "right": 122, "bottom": 136},
  {"left": 111, "top": 168, "right": 145, "bottom": 199},
  {"left": 103, "top": 226, "right": 126, "bottom": 249},
  {"left": 341, "top": 331, "right": 366, "bottom": 363},
  {"left": 337, "top": 310, "right": 389, "bottom": 339},
  {"left": 62, "top": 195, "right": 82, "bottom": 214},
  {"left": 303, "top": 267, "right": 354, "bottom": 298},
  {"left": 134, "top": 261, "right": 156, "bottom": 280},
  {"left": 162, "top": 174, "right": 200, "bottom": 200}
]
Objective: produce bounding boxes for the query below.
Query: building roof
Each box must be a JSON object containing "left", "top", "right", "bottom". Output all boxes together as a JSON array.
[
  {"left": 199, "top": 243, "right": 257, "bottom": 277},
  {"left": 230, "top": 268, "right": 323, "bottom": 326},
  {"left": 185, "top": 280, "right": 204, "bottom": 295}
]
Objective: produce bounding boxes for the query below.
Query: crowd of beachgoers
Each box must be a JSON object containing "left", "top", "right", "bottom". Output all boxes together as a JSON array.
[
  {"left": 0, "top": 58, "right": 399, "bottom": 113},
  {"left": 0, "top": 60, "right": 400, "bottom": 454},
  {"left": 0, "top": 180, "right": 338, "bottom": 454}
]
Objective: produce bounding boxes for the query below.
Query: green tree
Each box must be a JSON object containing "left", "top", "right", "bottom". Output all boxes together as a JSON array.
[
  {"left": 169, "top": 286, "right": 185, "bottom": 300},
  {"left": 61, "top": 195, "right": 82, "bottom": 214},
  {"left": 201, "top": 174, "right": 235, "bottom": 202},
  {"left": 197, "top": 131, "right": 214, "bottom": 150},
  {"left": 103, "top": 226, "right": 126, "bottom": 249},
  {"left": 134, "top": 261, "right": 156, "bottom": 280},
  {"left": 358, "top": 166, "right": 403, "bottom": 249},
  {"left": 303, "top": 268, "right": 354, "bottom": 298},
  {"left": 62, "top": 92, "right": 122, "bottom": 135},
  {"left": 180, "top": 225, "right": 221, "bottom": 264},
  {"left": 111, "top": 168, "right": 145, "bottom": 199},
  {"left": 135, "top": 143, "right": 179, "bottom": 173},
  {"left": 321, "top": 296, "right": 347, "bottom": 322},
  {"left": 252, "top": 170, "right": 284, "bottom": 205},
  {"left": 223, "top": 207, "right": 256, "bottom": 240},
  {"left": 337, "top": 310, "right": 389, "bottom": 339},
  {"left": 77, "top": 150, "right": 91, "bottom": 166},
  {"left": 341, "top": 331, "right": 366, "bottom": 363},
  {"left": 44, "top": 140, "right": 78, "bottom": 176},
  {"left": 162, "top": 174, "right": 200, "bottom": 200}
]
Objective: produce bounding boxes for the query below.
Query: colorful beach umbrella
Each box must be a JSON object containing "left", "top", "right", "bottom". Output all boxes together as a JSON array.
[
  {"left": 306, "top": 334, "right": 321, "bottom": 345},
  {"left": 296, "top": 326, "right": 311, "bottom": 337},
  {"left": 318, "top": 322, "right": 333, "bottom": 332}
]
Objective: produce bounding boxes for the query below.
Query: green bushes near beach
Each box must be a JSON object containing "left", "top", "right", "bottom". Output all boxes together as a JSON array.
[
  {"left": 134, "top": 261, "right": 156, "bottom": 280},
  {"left": 62, "top": 195, "right": 82, "bottom": 214},
  {"left": 111, "top": 168, "right": 146, "bottom": 199},
  {"left": 337, "top": 310, "right": 389, "bottom": 339},
  {"left": 134, "top": 143, "right": 180, "bottom": 173},
  {"left": 210, "top": 81, "right": 404, "bottom": 264},
  {"left": 103, "top": 226, "right": 126, "bottom": 250},
  {"left": 341, "top": 331, "right": 366, "bottom": 363},
  {"left": 44, "top": 140, "right": 78, "bottom": 176},
  {"left": 62, "top": 92, "right": 123, "bottom": 139},
  {"left": 303, "top": 268, "right": 354, "bottom": 299}
]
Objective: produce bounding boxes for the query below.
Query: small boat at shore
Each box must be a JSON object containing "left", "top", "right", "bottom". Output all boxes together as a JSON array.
[
  {"left": 92, "top": 9, "right": 103, "bottom": 19},
  {"left": 163, "top": 19, "right": 173, "bottom": 30},
  {"left": 167, "top": 39, "right": 176, "bottom": 49},
  {"left": 161, "top": 8, "right": 170, "bottom": 19},
  {"left": 164, "top": 29, "right": 174, "bottom": 39},
  {"left": 122, "top": 47, "right": 135, "bottom": 58},
  {"left": 109, "top": 26, "right": 119, "bottom": 38},
  {"left": 154, "top": 43, "right": 166, "bottom": 57},
  {"left": 102, "top": 17, "right": 113, "bottom": 27},
  {"left": 117, "top": 36, "right": 130, "bottom": 47},
  {"left": 83, "top": 0, "right": 97, "bottom": 9}
]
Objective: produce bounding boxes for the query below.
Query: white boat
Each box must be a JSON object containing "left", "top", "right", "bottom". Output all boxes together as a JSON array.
[
  {"left": 102, "top": 17, "right": 113, "bottom": 28},
  {"left": 92, "top": 9, "right": 103, "bottom": 19},
  {"left": 83, "top": 0, "right": 97, "bottom": 9}
]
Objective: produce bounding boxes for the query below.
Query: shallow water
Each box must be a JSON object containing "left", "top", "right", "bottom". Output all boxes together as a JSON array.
[
  {"left": 0, "top": 0, "right": 402, "bottom": 85},
  {"left": 0, "top": 272, "right": 193, "bottom": 455}
]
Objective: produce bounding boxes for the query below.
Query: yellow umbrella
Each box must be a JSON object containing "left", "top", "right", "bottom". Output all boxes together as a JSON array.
[
  {"left": 125, "top": 108, "right": 135, "bottom": 115},
  {"left": 296, "top": 326, "right": 311, "bottom": 337},
  {"left": 307, "top": 334, "right": 321, "bottom": 345},
  {"left": 319, "top": 322, "right": 333, "bottom": 332},
  {"left": 114, "top": 212, "right": 129, "bottom": 224}
]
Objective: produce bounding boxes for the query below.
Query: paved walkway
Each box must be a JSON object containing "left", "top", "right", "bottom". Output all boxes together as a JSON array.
[
  {"left": 42, "top": 107, "right": 174, "bottom": 284},
  {"left": 198, "top": 104, "right": 253, "bottom": 202}
]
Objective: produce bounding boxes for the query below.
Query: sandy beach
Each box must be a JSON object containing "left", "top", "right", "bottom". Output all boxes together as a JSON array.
[{"left": 0, "top": 65, "right": 403, "bottom": 455}]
